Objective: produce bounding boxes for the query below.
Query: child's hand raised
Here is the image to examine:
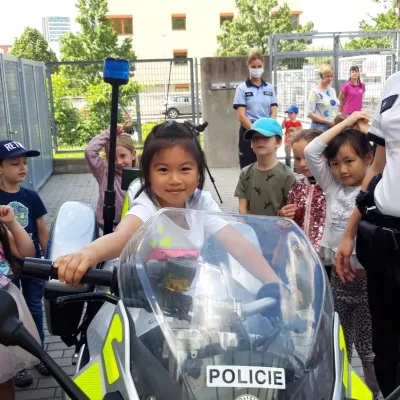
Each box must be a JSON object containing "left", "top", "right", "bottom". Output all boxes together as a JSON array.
[
  {"left": 0, "top": 206, "right": 16, "bottom": 226},
  {"left": 345, "top": 111, "right": 369, "bottom": 130},
  {"left": 116, "top": 121, "right": 129, "bottom": 135},
  {"left": 279, "top": 204, "right": 297, "bottom": 219}
]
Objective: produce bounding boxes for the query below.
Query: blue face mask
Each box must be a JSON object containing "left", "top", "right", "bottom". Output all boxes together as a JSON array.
[{"left": 249, "top": 68, "right": 264, "bottom": 78}]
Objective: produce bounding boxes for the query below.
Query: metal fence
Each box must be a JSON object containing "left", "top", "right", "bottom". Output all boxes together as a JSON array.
[
  {"left": 269, "top": 30, "right": 400, "bottom": 123},
  {"left": 46, "top": 58, "right": 201, "bottom": 153},
  {"left": 0, "top": 54, "right": 52, "bottom": 190}
]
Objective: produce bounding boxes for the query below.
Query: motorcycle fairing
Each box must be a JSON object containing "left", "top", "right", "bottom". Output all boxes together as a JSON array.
[
  {"left": 331, "top": 312, "right": 372, "bottom": 400},
  {"left": 71, "top": 300, "right": 139, "bottom": 400}
]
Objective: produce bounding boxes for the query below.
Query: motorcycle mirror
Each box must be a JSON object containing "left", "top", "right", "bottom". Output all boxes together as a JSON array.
[{"left": 0, "top": 290, "right": 89, "bottom": 400}]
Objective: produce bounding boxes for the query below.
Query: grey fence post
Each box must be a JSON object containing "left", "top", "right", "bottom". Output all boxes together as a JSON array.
[
  {"left": 268, "top": 35, "right": 273, "bottom": 84},
  {"left": 333, "top": 34, "right": 340, "bottom": 92},
  {"left": 135, "top": 93, "right": 142, "bottom": 142},
  {"left": 17, "top": 57, "right": 34, "bottom": 189},
  {"left": 189, "top": 58, "right": 195, "bottom": 122},
  {"left": 273, "top": 35, "right": 278, "bottom": 95},
  {"left": 0, "top": 54, "right": 12, "bottom": 140},
  {"left": 194, "top": 58, "right": 200, "bottom": 124},
  {"left": 45, "top": 65, "right": 58, "bottom": 153}
]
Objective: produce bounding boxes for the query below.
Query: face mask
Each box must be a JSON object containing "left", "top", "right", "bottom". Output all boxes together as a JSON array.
[{"left": 249, "top": 68, "right": 264, "bottom": 78}]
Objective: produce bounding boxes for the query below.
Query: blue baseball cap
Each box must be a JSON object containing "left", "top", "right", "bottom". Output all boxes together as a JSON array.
[
  {"left": 244, "top": 118, "right": 283, "bottom": 141},
  {"left": 0, "top": 140, "right": 40, "bottom": 159},
  {"left": 286, "top": 105, "right": 299, "bottom": 113}
]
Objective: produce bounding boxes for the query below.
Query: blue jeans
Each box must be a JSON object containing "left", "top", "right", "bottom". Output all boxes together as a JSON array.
[
  {"left": 310, "top": 121, "right": 330, "bottom": 132},
  {"left": 15, "top": 277, "right": 45, "bottom": 348}
]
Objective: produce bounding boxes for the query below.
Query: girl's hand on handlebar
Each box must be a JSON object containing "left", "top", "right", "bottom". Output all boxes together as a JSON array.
[{"left": 54, "top": 249, "right": 96, "bottom": 286}]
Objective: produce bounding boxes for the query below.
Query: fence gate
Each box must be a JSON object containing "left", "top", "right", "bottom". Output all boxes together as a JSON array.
[
  {"left": 46, "top": 58, "right": 200, "bottom": 154},
  {"left": 269, "top": 30, "right": 400, "bottom": 122},
  {"left": 0, "top": 54, "right": 52, "bottom": 190}
]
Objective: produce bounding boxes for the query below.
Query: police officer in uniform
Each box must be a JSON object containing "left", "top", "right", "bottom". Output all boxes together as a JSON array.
[
  {"left": 233, "top": 52, "right": 278, "bottom": 169},
  {"left": 336, "top": 71, "right": 400, "bottom": 397}
]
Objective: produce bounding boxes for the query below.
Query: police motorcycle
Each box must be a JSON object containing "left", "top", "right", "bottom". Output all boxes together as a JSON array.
[{"left": 0, "top": 208, "right": 375, "bottom": 400}]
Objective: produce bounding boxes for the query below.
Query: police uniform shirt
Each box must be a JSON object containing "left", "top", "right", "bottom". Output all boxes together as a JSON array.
[
  {"left": 368, "top": 71, "right": 400, "bottom": 218},
  {"left": 233, "top": 79, "right": 278, "bottom": 122}
]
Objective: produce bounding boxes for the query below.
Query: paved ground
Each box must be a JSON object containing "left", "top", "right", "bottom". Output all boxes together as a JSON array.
[{"left": 15, "top": 168, "right": 364, "bottom": 399}]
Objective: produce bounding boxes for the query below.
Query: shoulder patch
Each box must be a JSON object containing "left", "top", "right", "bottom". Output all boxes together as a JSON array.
[{"left": 381, "top": 94, "right": 398, "bottom": 114}]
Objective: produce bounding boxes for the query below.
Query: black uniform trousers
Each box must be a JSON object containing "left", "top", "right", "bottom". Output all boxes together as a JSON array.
[
  {"left": 356, "top": 211, "right": 400, "bottom": 397},
  {"left": 238, "top": 125, "right": 256, "bottom": 170}
]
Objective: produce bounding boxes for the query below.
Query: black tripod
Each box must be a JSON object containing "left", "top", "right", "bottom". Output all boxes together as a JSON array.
[{"left": 184, "top": 120, "right": 223, "bottom": 204}]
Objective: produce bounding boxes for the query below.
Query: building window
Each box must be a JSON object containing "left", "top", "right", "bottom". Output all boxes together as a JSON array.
[
  {"left": 220, "top": 13, "right": 234, "bottom": 27},
  {"left": 173, "top": 50, "right": 188, "bottom": 65},
  {"left": 290, "top": 14, "right": 300, "bottom": 29},
  {"left": 108, "top": 16, "right": 133, "bottom": 35},
  {"left": 175, "top": 84, "right": 190, "bottom": 92},
  {"left": 172, "top": 14, "right": 186, "bottom": 30}
]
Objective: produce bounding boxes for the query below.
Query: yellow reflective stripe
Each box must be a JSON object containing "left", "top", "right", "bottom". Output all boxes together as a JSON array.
[
  {"left": 121, "top": 194, "right": 130, "bottom": 220},
  {"left": 351, "top": 370, "right": 373, "bottom": 400},
  {"left": 339, "top": 325, "right": 349, "bottom": 390},
  {"left": 74, "top": 362, "right": 103, "bottom": 400},
  {"left": 102, "top": 313, "right": 123, "bottom": 385}
]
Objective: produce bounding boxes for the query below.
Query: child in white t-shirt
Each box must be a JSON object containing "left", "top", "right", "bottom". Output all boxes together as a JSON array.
[{"left": 54, "top": 121, "right": 282, "bottom": 286}]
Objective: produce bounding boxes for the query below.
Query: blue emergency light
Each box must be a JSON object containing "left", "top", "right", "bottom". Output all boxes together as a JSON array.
[{"left": 103, "top": 57, "right": 130, "bottom": 85}]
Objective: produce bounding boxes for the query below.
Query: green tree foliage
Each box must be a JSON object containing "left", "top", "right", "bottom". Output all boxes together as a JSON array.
[
  {"left": 52, "top": 73, "right": 84, "bottom": 147},
  {"left": 10, "top": 27, "right": 57, "bottom": 62},
  {"left": 345, "top": 0, "right": 400, "bottom": 49},
  {"left": 216, "top": 0, "right": 314, "bottom": 56},
  {"left": 78, "top": 79, "right": 139, "bottom": 144},
  {"left": 59, "top": 0, "right": 135, "bottom": 90}
]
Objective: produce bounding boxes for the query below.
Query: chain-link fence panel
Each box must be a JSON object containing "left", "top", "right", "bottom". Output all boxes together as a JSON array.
[
  {"left": 47, "top": 59, "right": 199, "bottom": 154},
  {"left": 270, "top": 30, "right": 400, "bottom": 126}
]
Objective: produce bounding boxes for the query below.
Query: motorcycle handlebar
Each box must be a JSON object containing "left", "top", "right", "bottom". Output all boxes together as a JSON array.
[{"left": 22, "top": 258, "right": 114, "bottom": 287}]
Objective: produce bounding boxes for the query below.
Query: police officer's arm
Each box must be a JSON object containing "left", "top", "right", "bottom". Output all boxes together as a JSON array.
[
  {"left": 237, "top": 108, "right": 252, "bottom": 130},
  {"left": 336, "top": 145, "right": 386, "bottom": 282},
  {"left": 234, "top": 86, "right": 252, "bottom": 129},
  {"left": 270, "top": 88, "right": 278, "bottom": 119}
]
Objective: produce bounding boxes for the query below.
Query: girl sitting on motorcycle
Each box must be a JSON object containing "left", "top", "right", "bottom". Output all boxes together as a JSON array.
[
  {"left": 55, "top": 121, "right": 282, "bottom": 286},
  {"left": 85, "top": 122, "right": 138, "bottom": 228},
  {"left": 0, "top": 206, "right": 40, "bottom": 400}
]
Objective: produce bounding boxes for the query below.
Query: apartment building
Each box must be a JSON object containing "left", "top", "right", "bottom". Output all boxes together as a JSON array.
[
  {"left": 106, "top": 0, "right": 303, "bottom": 60},
  {"left": 106, "top": 0, "right": 302, "bottom": 97}
]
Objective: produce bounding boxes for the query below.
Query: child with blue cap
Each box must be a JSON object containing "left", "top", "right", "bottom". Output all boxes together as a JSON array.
[{"left": 235, "top": 117, "right": 296, "bottom": 217}]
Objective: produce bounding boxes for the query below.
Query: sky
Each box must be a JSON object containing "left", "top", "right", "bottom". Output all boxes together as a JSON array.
[{"left": 0, "top": 0, "right": 383, "bottom": 45}]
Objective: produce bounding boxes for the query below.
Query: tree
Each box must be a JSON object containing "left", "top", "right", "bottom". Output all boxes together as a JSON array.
[
  {"left": 216, "top": 0, "right": 314, "bottom": 56},
  {"left": 59, "top": 0, "right": 135, "bottom": 89},
  {"left": 345, "top": 0, "right": 400, "bottom": 49},
  {"left": 10, "top": 27, "right": 57, "bottom": 62}
]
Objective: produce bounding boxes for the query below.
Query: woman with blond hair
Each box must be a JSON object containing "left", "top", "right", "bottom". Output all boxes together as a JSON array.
[{"left": 307, "top": 63, "right": 339, "bottom": 132}]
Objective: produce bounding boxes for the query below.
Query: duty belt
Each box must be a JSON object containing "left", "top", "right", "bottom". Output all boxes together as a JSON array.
[{"left": 364, "top": 208, "right": 400, "bottom": 251}]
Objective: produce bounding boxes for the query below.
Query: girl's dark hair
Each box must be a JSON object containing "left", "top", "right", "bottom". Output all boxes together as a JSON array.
[
  {"left": 349, "top": 66, "right": 362, "bottom": 85},
  {"left": 139, "top": 121, "right": 206, "bottom": 205},
  {"left": 323, "top": 129, "right": 373, "bottom": 162},
  {"left": 0, "top": 223, "right": 19, "bottom": 277},
  {"left": 291, "top": 128, "right": 323, "bottom": 146}
]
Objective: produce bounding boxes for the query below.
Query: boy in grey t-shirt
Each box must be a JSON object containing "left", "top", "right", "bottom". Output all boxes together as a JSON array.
[{"left": 235, "top": 118, "right": 296, "bottom": 217}]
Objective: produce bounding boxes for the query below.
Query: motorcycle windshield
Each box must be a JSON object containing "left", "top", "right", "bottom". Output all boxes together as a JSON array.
[{"left": 118, "top": 209, "right": 334, "bottom": 400}]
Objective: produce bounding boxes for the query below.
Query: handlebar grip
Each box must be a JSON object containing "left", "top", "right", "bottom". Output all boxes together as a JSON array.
[{"left": 22, "top": 258, "right": 114, "bottom": 287}]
